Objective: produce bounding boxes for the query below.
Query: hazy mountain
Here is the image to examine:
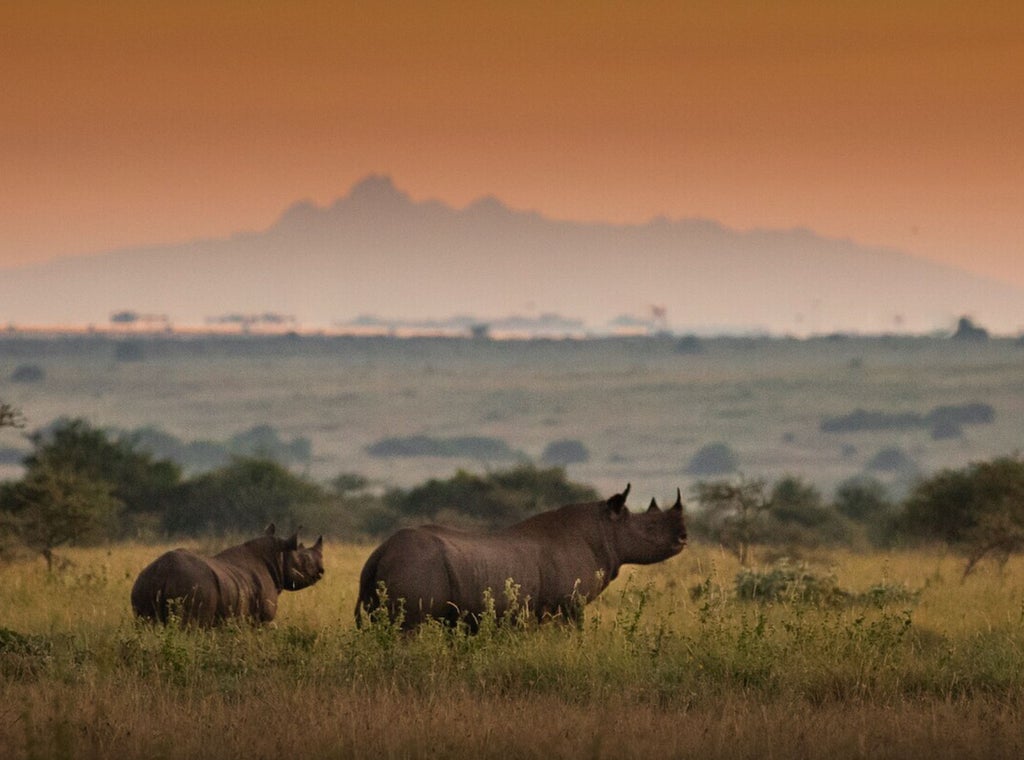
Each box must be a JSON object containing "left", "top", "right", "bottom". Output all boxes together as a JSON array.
[{"left": 1, "top": 174, "right": 1021, "bottom": 335}]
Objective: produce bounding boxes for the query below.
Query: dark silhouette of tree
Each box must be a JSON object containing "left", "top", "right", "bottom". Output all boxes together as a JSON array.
[
  {"left": 166, "top": 456, "right": 323, "bottom": 535},
  {"left": 686, "top": 442, "right": 739, "bottom": 475},
  {"left": 24, "top": 418, "right": 181, "bottom": 518},
  {"left": 951, "top": 316, "right": 988, "bottom": 341},
  {"left": 540, "top": 439, "right": 590, "bottom": 466},
  {"left": 385, "top": 464, "right": 597, "bottom": 529},
  {"left": 900, "top": 456, "right": 1024, "bottom": 577},
  {"left": 3, "top": 462, "right": 121, "bottom": 570},
  {"left": 1, "top": 402, "right": 25, "bottom": 429}
]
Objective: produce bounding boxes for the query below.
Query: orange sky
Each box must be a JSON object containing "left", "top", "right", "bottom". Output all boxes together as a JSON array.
[{"left": 2, "top": 1, "right": 1022, "bottom": 289}]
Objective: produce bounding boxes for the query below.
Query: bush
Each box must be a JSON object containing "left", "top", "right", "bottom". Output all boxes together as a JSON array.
[
  {"left": 10, "top": 364, "right": 44, "bottom": 383},
  {"left": 385, "top": 464, "right": 597, "bottom": 529},
  {"left": 769, "top": 476, "right": 826, "bottom": 528},
  {"left": 734, "top": 559, "right": 848, "bottom": 605},
  {"left": 833, "top": 477, "right": 891, "bottom": 522},
  {"left": 691, "top": 476, "right": 769, "bottom": 564},
  {"left": 766, "top": 476, "right": 849, "bottom": 546},
  {"left": 165, "top": 457, "right": 324, "bottom": 535},
  {"left": 23, "top": 418, "right": 181, "bottom": 520},
  {"left": 899, "top": 455, "right": 1024, "bottom": 575},
  {"left": 366, "top": 435, "right": 519, "bottom": 460},
  {"left": 686, "top": 443, "right": 738, "bottom": 475},
  {"left": 866, "top": 447, "right": 915, "bottom": 473},
  {"left": 228, "top": 424, "right": 312, "bottom": 464},
  {"left": 821, "top": 403, "right": 994, "bottom": 434},
  {"left": 675, "top": 335, "right": 703, "bottom": 354},
  {"left": 114, "top": 341, "right": 145, "bottom": 361},
  {"left": 821, "top": 409, "right": 922, "bottom": 433},
  {"left": 540, "top": 439, "right": 589, "bottom": 466},
  {"left": 1, "top": 462, "right": 122, "bottom": 568}
]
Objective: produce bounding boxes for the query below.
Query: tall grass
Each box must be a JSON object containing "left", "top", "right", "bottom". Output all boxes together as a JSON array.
[{"left": 3, "top": 542, "right": 1024, "bottom": 758}]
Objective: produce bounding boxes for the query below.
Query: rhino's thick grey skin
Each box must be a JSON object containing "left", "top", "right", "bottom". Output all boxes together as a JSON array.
[
  {"left": 131, "top": 524, "right": 324, "bottom": 627},
  {"left": 356, "top": 485, "right": 686, "bottom": 630}
]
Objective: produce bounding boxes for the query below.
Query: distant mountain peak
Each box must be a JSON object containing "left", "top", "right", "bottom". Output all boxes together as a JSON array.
[
  {"left": 3, "top": 173, "right": 1022, "bottom": 335},
  {"left": 343, "top": 174, "right": 411, "bottom": 209}
]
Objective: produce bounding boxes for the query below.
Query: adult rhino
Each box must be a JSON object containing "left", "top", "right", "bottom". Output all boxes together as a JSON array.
[
  {"left": 131, "top": 525, "right": 324, "bottom": 626},
  {"left": 356, "top": 484, "right": 685, "bottom": 630}
]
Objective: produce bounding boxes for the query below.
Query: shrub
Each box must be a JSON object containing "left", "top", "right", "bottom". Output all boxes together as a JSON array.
[
  {"left": 165, "top": 457, "right": 324, "bottom": 535},
  {"left": 540, "top": 439, "right": 590, "bottom": 466},
  {"left": 23, "top": 418, "right": 181, "bottom": 519},
  {"left": 1, "top": 462, "right": 122, "bottom": 568},
  {"left": 821, "top": 403, "right": 994, "bottom": 434},
  {"left": 833, "top": 477, "right": 891, "bottom": 522},
  {"left": 385, "top": 464, "right": 597, "bottom": 529},
  {"left": 366, "top": 435, "right": 519, "bottom": 460},
  {"left": 899, "top": 455, "right": 1024, "bottom": 576},
  {"left": 228, "top": 424, "right": 312, "bottom": 464},
  {"left": 866, "top": 447, "right": 915, "bottom": 473},
  {"left": 769, "top": 476, "right": 825, "bottom": 528},
  {"left": 686, "top": 443, "right": 738, "bottom": 475},
  {"left": 114, "top": 341, "right": 145, "bottom": 361},
  {"left": 821, "top": 409, "right": 922, "bottom": 433},
  {"left": 675, "top": 335, "right": 703, "bottom": 354},
  {"left": 735, "top": 559, "right": 848, "bottom": 605},
  {"left": 951, "top": 315, "right": 988, "bottom": 341},
  {"left": 10, "top": 364, "right": 44, "bottom": 383},
  {"left": 692, "top": 475, "right": 769, "bottom": 564}
]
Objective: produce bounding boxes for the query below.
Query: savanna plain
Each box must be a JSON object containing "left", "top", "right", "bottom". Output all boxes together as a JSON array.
[{"left": 2, "top": 333, "right": 1024, "bottom": 759}]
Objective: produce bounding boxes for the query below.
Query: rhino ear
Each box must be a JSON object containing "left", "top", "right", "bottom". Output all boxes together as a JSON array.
[
  {"left": 265, "top": 523, "right": 276, "bottom": 536},
  {"left": 647, "top": 498, "right": 660, "bottom": 513},
  {"left": 284, "top": 533, "right": 299, "bottom": 551},
  {"left": 606, "top": 483, "right": 630, "bottom": 516},
  {"left": 672, "top": 488, "right": 684, "bottom": 511}
]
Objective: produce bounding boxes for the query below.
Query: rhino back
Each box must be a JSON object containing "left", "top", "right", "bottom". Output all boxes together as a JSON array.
[
  {"left": 131, "top": 547, "right": 277, "bottom": 625},
  {"left": 131, "top": 549, "right": 220, "bottom": 624},
  {"left": 366, "top": 525, "right": 603, "bottom": 625}
]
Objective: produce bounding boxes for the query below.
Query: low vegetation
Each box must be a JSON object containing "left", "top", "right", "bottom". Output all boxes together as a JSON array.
[
  {"left": 2, "top": 541, "right": 1024, "bottom": 758},
  {"left": 4, "top": 417, "right": 1024, "bottom": 582},
  {"left": 5, "top": 395, "right": 1024, "bottom": 756}
]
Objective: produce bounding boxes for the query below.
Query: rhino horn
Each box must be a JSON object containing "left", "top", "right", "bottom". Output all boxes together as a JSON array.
[
  {"left": 313, "top": 535, "right": 323, "bottom": 551},
  {"left": 672, "top": 488, "right": 684, "bottom": 511},
  {"left": 647, "top": 497, "right": 660, "bottom": 513}
]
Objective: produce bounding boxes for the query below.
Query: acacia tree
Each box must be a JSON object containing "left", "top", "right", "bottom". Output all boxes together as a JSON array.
[
  {"left": 4, "top": 462, "right": 121, "bottom": 569},
  {"left": 694, "top": 475, "right": 770, "bottom": 565},
  {"left": 24, "top": 418, "right": 180, "bottom": 520},
  {"left": 900, "top": 456, "right": 1024, "bottom": 577}
]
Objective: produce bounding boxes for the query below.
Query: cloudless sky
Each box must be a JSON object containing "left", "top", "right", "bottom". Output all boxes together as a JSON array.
[{"left": 2, "top": 1, "right": 1021, "bottom": 289}]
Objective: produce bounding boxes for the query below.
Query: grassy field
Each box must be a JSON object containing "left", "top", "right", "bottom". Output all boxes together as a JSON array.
[
  {"left": 3, "top": 539, "right": 1024, "bottom": 759},
  {"left": 3, "top": 333, "right": 1024, "bottom": 757},
  {"left": 2, "top": 333, "right": 1023, "bottom": 503}
]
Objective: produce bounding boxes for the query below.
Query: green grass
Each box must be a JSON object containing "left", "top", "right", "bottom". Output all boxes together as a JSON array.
[{"left": 3, "top": 541, "right": 1024, "bottom": 758}]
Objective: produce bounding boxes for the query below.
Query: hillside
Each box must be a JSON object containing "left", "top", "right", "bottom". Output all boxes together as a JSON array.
[{"left": 1, "top": 176, "right": 1020, "bottom": 335}]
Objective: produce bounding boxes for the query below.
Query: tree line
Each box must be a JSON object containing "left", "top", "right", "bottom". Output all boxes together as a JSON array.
[{"left": 2, "top": 410, "right": 1023, "bottom": 577}]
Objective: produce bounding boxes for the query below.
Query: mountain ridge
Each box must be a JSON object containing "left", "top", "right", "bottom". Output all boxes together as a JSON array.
[{"left": 0, "top": 175, "right": 1020, "bottom": 335}]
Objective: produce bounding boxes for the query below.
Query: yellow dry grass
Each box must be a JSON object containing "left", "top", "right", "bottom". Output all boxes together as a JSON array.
[{"left": 3, "top": 540, "right": 1024, "bottom": 758}]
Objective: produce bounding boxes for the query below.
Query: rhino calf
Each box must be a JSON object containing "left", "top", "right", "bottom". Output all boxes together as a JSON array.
[
  {"left": 131, "top": 524, "right": 324, "bottom": 626},
  {"left": 356, "top": 484, "right": 686, "bottom": 630}
]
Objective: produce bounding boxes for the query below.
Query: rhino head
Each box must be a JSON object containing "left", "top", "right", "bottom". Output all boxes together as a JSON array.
[
  {"left": 606, "top": 484, "right": 687, "bottom": 565},
  {"left": 283, "top": 534, "right": 325, "bottom": 590}
]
